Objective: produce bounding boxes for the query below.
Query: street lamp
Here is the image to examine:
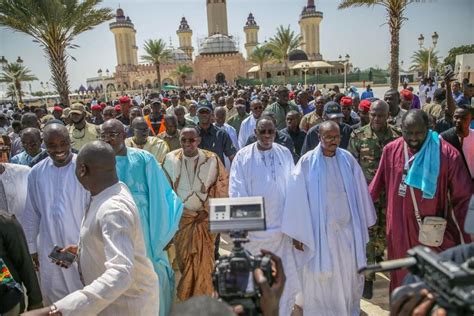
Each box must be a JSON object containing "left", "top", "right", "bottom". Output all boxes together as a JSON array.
[
  {"left": 16, "top": 56, "right": 23, "bottom": 64},
  {"left": 399, "top": 60, "right": 404, "bottom": 84},
  {"left": 339, "top": 54, "right": 350, "bottom": 90},
  {"left": 301, "top": 63, "right": 310, "bottom": 88},
  {"left": 97, "top": 68, "right": 109, "bottom": 102},
  {"left": 0, "top": 56, "right": 7, "bottom": 69},
  {"left": 418, "top": 32, "right": 438, "bottom": 78}
]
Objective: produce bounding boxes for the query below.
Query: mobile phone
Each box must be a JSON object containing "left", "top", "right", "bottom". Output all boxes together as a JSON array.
[{"left": 48, "top": 246, "right": 77, "bottom": 267}]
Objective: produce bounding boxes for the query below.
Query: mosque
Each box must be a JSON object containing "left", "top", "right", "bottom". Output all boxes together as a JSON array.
[{"left": 87, "top": 0, "right": 344, "bottom": 92}]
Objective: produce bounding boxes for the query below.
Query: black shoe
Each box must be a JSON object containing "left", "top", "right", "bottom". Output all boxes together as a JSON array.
[{"left": 362, "top": 280, "right": 373, "bottom": 299}]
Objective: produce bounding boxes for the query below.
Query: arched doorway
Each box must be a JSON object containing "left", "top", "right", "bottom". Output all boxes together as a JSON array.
[{"left": 216, "top": 72, "right": 225, "bottom": 84}]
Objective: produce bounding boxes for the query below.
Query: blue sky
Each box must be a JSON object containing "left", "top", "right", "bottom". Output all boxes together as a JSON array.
[{"left": 0, "top": 0, "right": 473, "bottom": 92}]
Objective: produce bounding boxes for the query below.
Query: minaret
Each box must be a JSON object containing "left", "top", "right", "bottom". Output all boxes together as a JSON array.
[
  {"left": 243, "top": 13, "right": 259, "bottom": 59},
  {"left": 177, "top": 17, "right": 194, "bottom": 59},
  {"left": 206, "top": 0, "right": 228, "bottom": 36},
  {"left": 109, "top": 8, "right": 138, "bottom": 66},
  {"left": 299, "top": 0, "right": 323, "bottom": 60}
]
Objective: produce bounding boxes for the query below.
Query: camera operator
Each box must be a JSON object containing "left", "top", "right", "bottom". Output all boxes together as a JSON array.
[
  {"left": 390, "top": 195, "right": 474, "bottom": 316},
  {"left": 170, "top": 249, "right": 286, "bottom": 316}
]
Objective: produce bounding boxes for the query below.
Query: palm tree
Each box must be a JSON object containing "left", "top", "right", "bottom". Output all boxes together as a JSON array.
[
  {"left": 171, "top": 64, "right": 194, "bottom": 87},
  {"left": 141, "top": 39, "right": 173, "bottom": 90},
  {"left": 338, "top": 0, "right": 425, "bottom": 90},
  {"left": 267, "top": 25, "right": 303, "bottom": 81},
  {"left": 0, "top": 62, "right": 37, "bottom": 103},
  {"left": 409, "top": 49, "right": 439, "bottom": 77},
  {"left": 0, "top": 0, "right": 113, "bottom": 106},
  {"left": 249, "top": 45, "right": 272, "bottom": 81},
  {"left": 5, "top": 84, "right": 25, "bottom": 101}
]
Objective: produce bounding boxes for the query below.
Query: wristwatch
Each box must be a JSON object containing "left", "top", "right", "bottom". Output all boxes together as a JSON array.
[{"left": 49, "top": 304, "right": 62, "bottom": 315}]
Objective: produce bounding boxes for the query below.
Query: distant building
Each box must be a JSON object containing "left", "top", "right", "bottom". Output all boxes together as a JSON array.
[{"left": 85, "top": 0, "right": 349, "bottom": 91}]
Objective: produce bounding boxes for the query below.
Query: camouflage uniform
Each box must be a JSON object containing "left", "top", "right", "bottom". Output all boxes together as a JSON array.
[{"left": 348, "top": 123, "right": 401, "bottom": 281}]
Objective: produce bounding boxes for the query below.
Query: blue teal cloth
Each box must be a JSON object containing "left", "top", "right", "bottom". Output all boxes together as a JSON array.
[
  {"left": 116, "top": 148, "right": 183, "bottom": 316},
  {"left": 307, "top": 145, "right": 376, "bottom": 274},
  {"left": 10, "top": 150, "right": 43, "bottom": 166},
  {"left": 405, "top": 130, "right": 440, "bottom": 199}
]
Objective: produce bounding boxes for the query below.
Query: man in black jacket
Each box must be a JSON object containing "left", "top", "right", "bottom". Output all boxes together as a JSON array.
[
  {"left": 0, "top": 211, "right": 43, "bottom": 313},
  {"left": 440, "top": 104, "right": 473, "bottom": 190},
  {"left": 301, "top": 101, "right": 353, "bottom": 155}
]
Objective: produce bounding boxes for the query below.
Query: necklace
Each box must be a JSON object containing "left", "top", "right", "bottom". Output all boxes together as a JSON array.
[{"left": 72, "top": 127, "right": 86, "bottom": 140}]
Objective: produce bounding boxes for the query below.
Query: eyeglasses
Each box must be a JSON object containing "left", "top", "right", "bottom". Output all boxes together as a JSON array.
[
  {"left": 257, "top": 129, "right": 276, "bottom": 135},
  {"left": 99, "top": 132, "right": 121, "bottom": 140},
  {"left": 321, "top": 135, "right": 341, "bottom": 142},
  {"left": 252, "top": 106, "right": 264, "bottom": 110},
  {"left": 180, "top": 138, "right": 197, "bottom": 143}
]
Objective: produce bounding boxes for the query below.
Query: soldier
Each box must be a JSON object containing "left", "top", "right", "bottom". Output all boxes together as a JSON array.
[
  {"left": 348, "top": 99, "right": 401, "bottom": 299},
  {"left": 299, "top": 95, "right": 326, "bottom": 132}
]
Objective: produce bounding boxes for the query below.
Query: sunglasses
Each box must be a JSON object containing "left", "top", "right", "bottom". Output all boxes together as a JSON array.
[
  {"left": 180, "top": 138, "right": 198, "bottom": 143},
  {"left": 99, "top": 132, "right": 121, "bottom": 139},
  {"left": 257, "top": 129, "right": 276, "bottom": 135}
]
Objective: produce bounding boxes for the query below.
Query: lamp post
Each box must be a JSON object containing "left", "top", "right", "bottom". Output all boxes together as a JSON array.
[
  {"left": 418, "top": 32, "right": 438, "bottom": 78},
  {"left": 339, "top": 54, "right": 350, "bottom": 90},
  {"left": 98, "top": 68, "right": 109, "bottom": 102},
  {"left": 302, "top": 63, "right": 310, "bottom": 88},
  {"left": 399, "top": 60, "right": 404, "bottom": 84}
]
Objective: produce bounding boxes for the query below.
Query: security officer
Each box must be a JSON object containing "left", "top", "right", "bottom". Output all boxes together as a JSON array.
[{"left": 348, "top": 99, "right": 401, "bottom": 299}]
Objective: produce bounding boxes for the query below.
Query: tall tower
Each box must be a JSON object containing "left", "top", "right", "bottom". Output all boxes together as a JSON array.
[
  {"left": 299, "top": 0, "right": 323, "bottom": 61},
  {"left": 177, "top": 17, "right": 194, "bottom": 59},
  {"left": 206, "top": 0, "right": 228, "bottom": 36},
  {"left": 243, "top": 13, "right": 259, "bottom": 59},
  {"left": 109, "top": 8, "right": 138, "bottom": 66}
]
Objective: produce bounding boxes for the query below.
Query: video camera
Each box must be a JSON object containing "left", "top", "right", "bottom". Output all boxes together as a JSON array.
[
  {"left": 209, "top": 197, "right": 273, "bottom": 316},
  {"left": 359, "top": 246, "right": 474, "bottom": 315}
]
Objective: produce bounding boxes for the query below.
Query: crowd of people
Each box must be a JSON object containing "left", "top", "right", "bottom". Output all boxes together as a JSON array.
[{"left": 0, "top": 70, "right": 473, "bottom": 316}]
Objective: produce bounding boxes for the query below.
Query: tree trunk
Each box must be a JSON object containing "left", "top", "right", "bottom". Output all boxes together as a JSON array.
[
  {"left": 46, "top": 44, "right": 70, "bottom": 106},
  {"left": 259, "top": 62, "right": 264, "bottom": 84},
  {"left": 15, "top": 80, "right": 22, "bottom": 103},
  {"left": 284, "top": 58, "right": 289, "bottom": 83},
  {"left": 389, "top": 9, "right": 401, "bottom": 90},
  {"left": 155, "top": 63, "right": 161, "bottom": 90}
]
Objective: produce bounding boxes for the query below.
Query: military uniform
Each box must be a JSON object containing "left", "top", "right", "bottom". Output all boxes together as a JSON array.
[
  {"left": 387, "top": 108, "right": 406, "bottom": 128},
  {"left": 348, "top": 123, "right": 401, "bottom": 281}
]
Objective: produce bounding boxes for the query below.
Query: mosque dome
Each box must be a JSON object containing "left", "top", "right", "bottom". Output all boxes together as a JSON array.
[
  {"left": 199, "top": 34, "right": 238, "bottom": 55},
  {"left": 116, "top": 8, "right": 124, "bottom": 17},
  {"left": 289, "top": 49, "right": 308, "bottom": 61},
  {"left": 169, "top": 47, "right": 192, "bottom": 62}
]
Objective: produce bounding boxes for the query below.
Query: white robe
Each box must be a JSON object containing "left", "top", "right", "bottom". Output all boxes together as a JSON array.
[
  {"left": 54, "top": 182, "right": 159, "bottom": 316},
  {"left": 286, "top": 147, "right": 376, "bottom": 316},
  {"left": 237, "top": 115, "right": 257, "bottom": 148},
  {"left": 21, "top": 155, "right": 89, "bottom": 304},
  {"left": 0, "top": 163, "right": 30, "bottom": 219},
  {"left": 229, "top": 143, "right": 313, "bottom": 316}
]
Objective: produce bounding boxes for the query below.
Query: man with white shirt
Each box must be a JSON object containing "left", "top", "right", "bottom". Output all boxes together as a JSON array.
[
  {"left": 21, "top": 123, "right": 89, "bottom": 304},
  {"left": 23, "top": 141, "right": 159, "bottom": 316},
  {"left": 238, "top": 99, "right": 264, "bottom": 148},
  {"left": 0, "top": 163, "right": 30, "bottom": 219}
]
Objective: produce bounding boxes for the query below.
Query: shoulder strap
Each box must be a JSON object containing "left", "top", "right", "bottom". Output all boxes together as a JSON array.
[{"left": 404, "top": 142, "right": 423, "bottom": 228}]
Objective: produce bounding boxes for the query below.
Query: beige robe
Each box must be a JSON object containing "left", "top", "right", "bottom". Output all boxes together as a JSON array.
[
  {"left": 162, "top": 149, "right": 228, "bottom": 300},
  {"left": 125, "top": 136, "right": 170, "bottom": 164}
]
